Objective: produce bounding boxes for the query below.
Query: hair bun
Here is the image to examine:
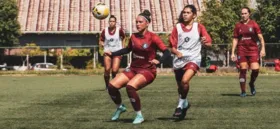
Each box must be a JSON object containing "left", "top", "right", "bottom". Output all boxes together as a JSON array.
[{"left": 142, "top": 10, "right": 151, "bottom": 17}]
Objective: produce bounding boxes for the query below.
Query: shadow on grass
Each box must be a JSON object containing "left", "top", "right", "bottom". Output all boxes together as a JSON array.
[
  {"left": 221, "top": 93, "right": 255, "bottom": 97},
  {"left": 104, "top": 118, "right": 132, "bottom": 123},
  {"left": 157, "top": 117, "right": 193, "bottom": 122},
  {"left": 221, "top": 94, "right": 240, "bottom": 97}
]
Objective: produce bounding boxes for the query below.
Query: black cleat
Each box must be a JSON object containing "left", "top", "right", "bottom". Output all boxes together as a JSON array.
[
  {"left": 178, "top": 104, "right": 191, "bottom": 120},
  {"left": 173, "top": 108, "right": 182, "bottom": 117}
]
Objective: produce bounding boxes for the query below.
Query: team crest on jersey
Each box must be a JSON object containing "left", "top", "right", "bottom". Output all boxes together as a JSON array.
[
  {"left": 142, "top": 43, "right": 149, "bottom": 49},
  {"left": 184, "top": 37, "right": 190, "bottom": 42},
  {"left": 249, "top": 27, "right": 253, "bottom": 32},
  {"left": 109, "top": 38, "right": 114, "bottom": 42}
]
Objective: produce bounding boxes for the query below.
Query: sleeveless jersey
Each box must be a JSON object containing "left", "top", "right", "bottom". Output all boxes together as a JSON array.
[
  {"left": 173, "top": 22, "right": 202, "bottom": 69},
  {"left": 104, "top": 27, "right": 123, "bottom": 52}
]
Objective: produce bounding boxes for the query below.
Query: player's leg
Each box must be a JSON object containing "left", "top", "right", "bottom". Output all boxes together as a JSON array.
[
  {"left": 173, "top": 68, "right": 185, "bottom": 117},
  {"left": 108, "top": 72, "right": 131, "bottom": 121},
  {"left": 249, "top": 56, "right": 260, "bottom": 95},
  {"left": 238, "top": 56, "right": 249, "bottom": 97},
  {"left": 103, "top": 55, "right": 112, "bottom": 90},
  {"left": 126, "top": 69, "right": 156, "bottom": 124},
  {"left": 111, "top": 56, "right": 122, "bottom": 79},
  {"left": 174, "top": 62, "right": 198, "bottom": 119}
]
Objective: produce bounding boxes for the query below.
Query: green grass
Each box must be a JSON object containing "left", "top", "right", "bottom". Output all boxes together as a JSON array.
[{"left": 0, "top": 75, "right": 279, "bottom": 129}]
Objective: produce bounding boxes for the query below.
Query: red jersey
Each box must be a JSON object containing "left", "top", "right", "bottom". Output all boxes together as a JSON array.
[
  {"left": 169, "top": 23, "right": 212, "bottom": 48},
  {"left": 100, "top": 27, "right": 125, "bottom": 41},
  {"left": 233, "top": 20, "right": 261, "bottom": 56},
  {"left": 128, "top": 31, "right": 167, "bottom": 70}
]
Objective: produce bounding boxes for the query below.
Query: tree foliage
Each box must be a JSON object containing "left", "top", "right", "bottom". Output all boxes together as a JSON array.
[
  {"left": 253, "top": 0, "right": 280, "bottom": 43},
  {"left": 200, "top": 0, "right": 248, "bottom": 45},
  {"left": 0, "top": 0, "right": 21, "bottom": 47},
  {"left": 17, "top": 43, "right": 45, "bottom": 56}
]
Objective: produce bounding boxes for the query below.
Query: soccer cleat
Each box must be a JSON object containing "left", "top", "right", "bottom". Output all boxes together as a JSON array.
[
  {"left": 240, "top": 92, "right": 247, "bottom": 97},
  {"left": 179, "top": 103, "right": 191, "bottom": 120},
  {"left": 173, "top": 108, "right": 182, "bottom": 117},
  {"left": 111, "top": 104, "right": 126, "bottom": 121},
  {"left": 249, "top": 83, "right": 256, "bottom": 96},
  {"left": 132, "top": 114, "right": 144, "bottom": 124}
]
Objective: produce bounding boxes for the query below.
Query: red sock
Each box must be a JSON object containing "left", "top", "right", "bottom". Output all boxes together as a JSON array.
[
  {"left": 249, "top": 69, "right": 259, "bottom": 87},
  {"left": 180, "top": 83, "right": 189, "bottom": 99},
  {"left": 108, "top": 83, "right": 122, "bottom": 105},
  {"left": 239, "top": 69, "right": 247, "bottom": 93},
  {"left": 104, "top": 75, "right": 110, "bottom": 88},
  {"left": 126, "top": 85, "right": 141, "bottom": 111}
]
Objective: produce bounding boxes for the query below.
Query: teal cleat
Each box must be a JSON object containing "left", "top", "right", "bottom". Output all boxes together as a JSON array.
[
  {"left": 249, "top": 83, "right": 256, "bottom": 96},
  {"left": 240, "top": 92, "right": 247, "bottom": 97},
  {"left": 132, "top": 114, "right": 144, "bottom": 124},
  {"left": 111, "top": 104, "right": 126, "bottom": 121}
]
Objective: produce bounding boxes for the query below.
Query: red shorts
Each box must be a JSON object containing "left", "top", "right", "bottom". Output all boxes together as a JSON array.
[
  {"left": 182, "top": 62, "right": 200, "bottom": 72},
  {"left": 122, "top": 67, "right": 156, "bottom": 84},
  {"left": 174, "top": 62, "right": 199, "bottom": 82},
  {"left": 237, "top": 55, "right": 259, "bottom": 64}
]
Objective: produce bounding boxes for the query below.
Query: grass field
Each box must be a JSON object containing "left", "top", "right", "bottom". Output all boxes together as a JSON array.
[{"left": 0, "top": 75, "right": 279, "bottom": 129}]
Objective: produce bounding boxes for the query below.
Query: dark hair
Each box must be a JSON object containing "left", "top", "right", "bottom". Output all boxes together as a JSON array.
[
  {"left": 241, "top": 7, "right": 251, "bottom": 14},
  {"left": 178, "top": 5, "right": 197, "bottom": 23},
  {"left": 138, "top": 10, "right": 151, "bottom": 23},
  {"left": 109, "top": 15, "right": 117, "bottom": 21}
]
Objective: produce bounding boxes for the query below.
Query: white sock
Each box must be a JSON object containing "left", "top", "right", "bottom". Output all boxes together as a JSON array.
[
  {"left": 177, "top": 99, "right": 185, "bottom": 109},
  {"left": 136, "top": 111, "right": 142, "bottom": 116},
  {"left": 183, "top": 99, "right": 189, "bottom": 108}
]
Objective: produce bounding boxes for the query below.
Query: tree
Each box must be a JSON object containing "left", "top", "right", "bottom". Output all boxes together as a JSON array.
[
  {"left": 199, "top": 0, "right": 247, "bottom": 66},
  {"left": 0, "top": 0, "right": 21, "bottom": 48},
  {"left": 253, "top": 0, "right": 280, "bottom": 43}
]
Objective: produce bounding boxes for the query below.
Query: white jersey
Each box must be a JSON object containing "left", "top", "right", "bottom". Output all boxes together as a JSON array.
[
  {"left": 104, "top": 27, "right": 123, "bottom": 52},
  {"left": 173, "top": 22, "right": 202, "bottom": 69}
]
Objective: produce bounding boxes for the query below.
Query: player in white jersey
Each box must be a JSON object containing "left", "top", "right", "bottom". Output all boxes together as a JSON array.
[
  {"left": 169, "top": 5, "right": 212, "bottom": 120},
  {"left": 99, "top": 15, "right": 126, "bottom": 90}
]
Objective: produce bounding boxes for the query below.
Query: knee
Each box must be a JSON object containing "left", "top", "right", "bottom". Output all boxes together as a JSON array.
[
  {"left": 126, "top": 85, "right": 136, "bottom": 93},
  {"left": 181, "top": 79, "right": 190, "bottom": 85}
]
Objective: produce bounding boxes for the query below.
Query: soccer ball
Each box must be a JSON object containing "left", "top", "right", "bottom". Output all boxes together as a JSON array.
[{"left": 92, "top": 3, "right": 109, "bottom": 20}]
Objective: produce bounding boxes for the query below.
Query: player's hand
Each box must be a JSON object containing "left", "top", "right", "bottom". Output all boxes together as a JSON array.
[
  {"left": 176, "top": 52, "right": 183, "bottom": 58},
  {"left": 231, "top": 54, "right": 236, "bottom": 61},
  {"left": 201, "top": 37, "right": 207, "bottom": 44},
  {"left": 104, "top": 51, "right": 112, "bottom": 56},
  {"left": 149, "top": 59, "right": 160, "bottom": 65},
  {"left": 99, "top": 42, "right": 104, "bottom": 47},
  {"left": 260, "top": 49, "right": 266, "bottom": 57}
]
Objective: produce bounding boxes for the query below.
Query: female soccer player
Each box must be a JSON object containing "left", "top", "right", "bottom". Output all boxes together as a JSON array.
[
  {"left": 104, "top": 10, "right": 171, "bottom": 124},
  {"left": 99, "top": 15, "right": 126, "bottom": 90},
  {"left": 231, "top": 7, "right": 266, "bottom": 97},
  {"left": 169, "top": 5, "right": 212, "bottom": 119}
]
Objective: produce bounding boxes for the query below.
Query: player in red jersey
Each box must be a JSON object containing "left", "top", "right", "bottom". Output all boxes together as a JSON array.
[
  {"left": 231, "top": 7, "right": 266, "bottom": 97},
  {"left": 169, "top": 5, "right": 212, "bottom": 120},
  {"left": 99, "top": 15, "right": 126, "bottom": 90},
  {"left": 104, "top": 10, "right": 171, "bottom": 124}
]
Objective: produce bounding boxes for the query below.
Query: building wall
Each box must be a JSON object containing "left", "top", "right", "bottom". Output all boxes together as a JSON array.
[{"left": 19, "top": 34, "right": 99, "bottom": 47}]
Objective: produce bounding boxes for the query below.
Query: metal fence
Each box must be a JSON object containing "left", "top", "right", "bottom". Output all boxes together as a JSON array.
[{"left": 0, "top": 43, "right": 279, "bottom": 70}]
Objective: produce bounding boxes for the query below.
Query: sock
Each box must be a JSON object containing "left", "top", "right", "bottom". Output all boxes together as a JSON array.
[
  {"left": 126, "top": 85, "right": 141, "bottom": 111},
  {"left": 183, "top": 99, "right": 189, "bottom": 108},
  {"left": 104, "top": 75, "right": 110, "bottom": 89},
  {"left": 112, "top": 72, "right": 117, "bottom": 79},
  {"left": 107, "top": 83, "right": 122, "bottom": 105},
  {"left": 177, "top": 98, "right": 185, "bottom": 109},
  {"left": 180, "top": 83, "right": 189, "bottom": 99},
  {"left": 239, "top": 69, "right": 247, "bottom": 93},
  {"left": 249, "top": 69, "right": 259, "bottom": 87},
  {"left": 136, "top": 111, "right": 142, "bottom": 116}
]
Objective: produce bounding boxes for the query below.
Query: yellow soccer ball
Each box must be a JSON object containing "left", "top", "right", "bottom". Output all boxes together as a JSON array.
[{"left": 92, "top": 3, "right": 110, "bottom": 20}]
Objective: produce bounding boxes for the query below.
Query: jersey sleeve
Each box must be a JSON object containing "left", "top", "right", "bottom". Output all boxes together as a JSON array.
[
  {"left": 169, "top": 26, "right": 178, "bottom": 48},
  {"left": 153, "top": 34, "right": 167, "bottom": 51},
  {"left": 253, "top": 21, "right": 262, "bottom": 34},
  {"left": 233, "top": 23, "right": 239, "bottom": 38},
  {"left": 119, "top": 28, "right": 126, "bottom": 40},
  {"left": 100, "top": 29, "right": 105, "bottom": 41},
  {"left": 198, "top": 23, "right": 212, "bottom": 44}
]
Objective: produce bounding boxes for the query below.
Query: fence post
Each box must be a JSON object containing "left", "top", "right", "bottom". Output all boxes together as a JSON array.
[
  {"left": 93, "top": 47, "right": 96, "bottom": 69},
  {"left": 227, "top": 50, "right": 229, "bottom": 67},
  {"left": 60, "top": 50, "right": 63, "bottom": 69}
]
